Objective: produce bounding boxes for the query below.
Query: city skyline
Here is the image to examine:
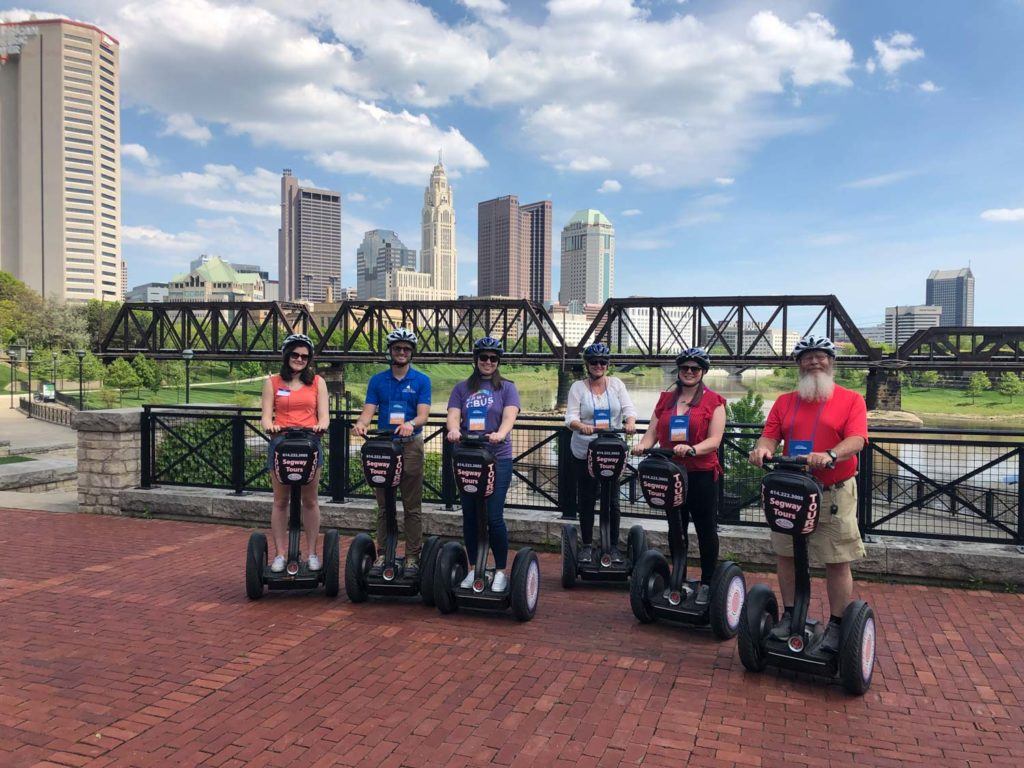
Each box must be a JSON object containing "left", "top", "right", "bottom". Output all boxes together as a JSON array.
[{"left": 2, "top": 3, "right": 1022, "bottom": 326}]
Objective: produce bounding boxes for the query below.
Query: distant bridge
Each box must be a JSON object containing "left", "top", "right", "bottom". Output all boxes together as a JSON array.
[{"left": 100, "top": 296, "right": 1023, "bottom": 372}]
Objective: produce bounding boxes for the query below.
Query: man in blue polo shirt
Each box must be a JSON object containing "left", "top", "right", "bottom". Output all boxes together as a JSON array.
[{"left": 352, "top": 328, "right": 431, "bottom": 575}]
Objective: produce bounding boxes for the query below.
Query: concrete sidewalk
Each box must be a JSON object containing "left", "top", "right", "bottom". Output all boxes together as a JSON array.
[{"left": 0, "top": 404, "right": 76, "bottom": 456}]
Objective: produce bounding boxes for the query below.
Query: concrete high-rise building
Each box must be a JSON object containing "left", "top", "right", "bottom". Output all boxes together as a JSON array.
[
  {"left": 926, "top": 267, "right": 974, "bottom": 327},
  {"left": 0, "top": 19, "right": 122, "bottom": 303},
  {"left": 477, "top": 195, "right": 551, "bottom": 302},
  {"left": 885, "top": 304, "right": 943, "bottom": 346},
  {"left": 421, "top": 156, "right": 457, "bottom": 300},
  {"left": 278, "top": 169, "right": 341, "bottom": 302},
  {"left": 356, "top": 229, "right": 416, "bottom": 300},
  {"left": 521, "top": 200, "right": 552, "bottom": 305},
  {"left": 559, "top": 209, "right": 615, "bottom": 306}
]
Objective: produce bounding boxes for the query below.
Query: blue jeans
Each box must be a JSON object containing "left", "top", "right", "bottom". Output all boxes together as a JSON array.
[{"left": 461, "top": 458, "right": 512, "bottom": 569}]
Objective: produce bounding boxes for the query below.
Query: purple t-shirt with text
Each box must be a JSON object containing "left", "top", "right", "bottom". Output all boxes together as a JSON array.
[{"left": 447, "top": 379, "right": 521, "bottom": 459}]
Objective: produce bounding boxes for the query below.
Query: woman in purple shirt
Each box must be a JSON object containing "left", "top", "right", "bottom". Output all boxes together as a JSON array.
[{"left": 446, "top": 337, "right": 521, "bottom": 593}]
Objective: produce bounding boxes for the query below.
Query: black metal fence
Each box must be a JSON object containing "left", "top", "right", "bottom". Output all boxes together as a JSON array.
[
  {"left": 139, "top": 406, "right": 1024, "bottom": 544},
  {"left": 18, "top": 397, "right": 74, "bottom": 426}
]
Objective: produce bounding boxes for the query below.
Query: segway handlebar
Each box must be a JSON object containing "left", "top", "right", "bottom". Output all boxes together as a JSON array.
[
  {"left": 459, "top": 432, "right": 493, "bottom": 446},
  {"left": 762, "top": 455, "right": 835, "bottom": 471},
  {"left": 639, "top": 447, "right": 676, "bottom": 459}
]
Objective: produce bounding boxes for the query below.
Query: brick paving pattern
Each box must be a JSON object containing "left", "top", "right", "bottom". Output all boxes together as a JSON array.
[{"left": 1, "top": 508, "right": 1022, "bottom": 768}]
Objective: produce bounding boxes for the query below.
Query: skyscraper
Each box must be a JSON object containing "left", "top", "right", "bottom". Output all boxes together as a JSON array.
[
  {"left": 885, "top": 304, "right": 943, "bottom": 346},
  {"left": 926, "top": 267, "right": 974, "bottom": 326},
  {"left": 0, "top": 19, "right": 122, "bottom": 303},
  {"left": 356, "top": 229, "right": 417, "bottom": 299},
  {"left": 477, "top": 195, "right": 551, "bottom": 302},
  {"left": 278, "top": 169, "right": 341, "bottom": 303},
  {"left": 421, "top": 156, "right": 457, "bottom": 300},
  {"left": 559, "top": 209, "right": 615, "bottom": 306}
]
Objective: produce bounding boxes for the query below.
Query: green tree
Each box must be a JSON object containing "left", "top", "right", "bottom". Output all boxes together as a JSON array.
[
  {"left": 160, "top": 360, "right": 186, "bottom": 403},
  {"left": 238, "top": 360, "right": 265, "bottom": 380},
  {"left": 918, "top": 370, "right": 940, "bottom": 387},
  {"left": 997, "top": 372, "right": 1024, "bottom": 403},
  {"left": 104, "top": 358, "right": 140, "bottom": 406},
  {"left": 82, "top": 300, "right": 122, "bottom": 350},
  {"left": 966, "top": 371, "right": 991, "bottom": 404},
  {"left": 0, "top": 271, "right": 45, "bottom": 346},
  {"left": 132, "top": 354, "right": 161, "bottom": 398}
]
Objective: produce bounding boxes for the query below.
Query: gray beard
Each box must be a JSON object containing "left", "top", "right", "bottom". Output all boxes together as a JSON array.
[{"left": 797, "top": 370, "right": 835, "bottom": 402}]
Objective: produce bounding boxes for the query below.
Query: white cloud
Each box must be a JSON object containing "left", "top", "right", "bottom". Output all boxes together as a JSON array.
[
  {"left": 346, "top": 192, "right": 367, "bottom": 202},
  {"left": 841, "top": 170, "right": 916, "bottom": 189},
  {"left": 161, "top": 113, "right": 213, "bottom": 144},
  {"left": 553, "top": 155, "right": 611, "bottom": 172},
  {"left": 867, "top": 31, "right": 924, "bottom": 75},
  {"left": 597, "top": 179, "right": 622, "bottom": 194},
  {"left": 714, "top": 177, "right": 735, "bottom": 186},
  {"left": 980, "top": 208, "right": 1024, "bottom": 222},
  {"left": 919, "top": 80, "right": 941, "bottom": 93},
  {"left": 121, "top": 143, "right": 157, "bottom": 167},
  {"left": 125, "top": 164, "right": 282, "bottom": 218},
  {"left": 122, "top": 225, "right": 203, "bottom": 252},
  {"left": 457, "top": 0, "right": 508, "bottom": 12},
  {"left": 621, "top": 209, "right": 642, "bottom": 217}
]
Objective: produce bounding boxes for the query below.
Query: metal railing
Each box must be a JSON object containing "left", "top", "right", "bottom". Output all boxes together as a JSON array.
[
  {"left": 139, "top": 406, "right": 1024, "bottom": 544},
  {"left": 18, "top": 397, "right": 75, "bottom": 426}
]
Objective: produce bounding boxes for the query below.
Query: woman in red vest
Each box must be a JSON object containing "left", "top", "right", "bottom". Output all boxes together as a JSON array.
[
  {"left": 261, "top": 333, "right": 329, "bottom": 574},
  {"left": 633, "top": 347, "right": 727, "bottom": 606}
]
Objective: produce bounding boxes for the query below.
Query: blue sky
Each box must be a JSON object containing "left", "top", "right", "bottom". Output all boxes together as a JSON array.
[{"left": 4, "top": 0, "right": 1022, "bottom": 326}]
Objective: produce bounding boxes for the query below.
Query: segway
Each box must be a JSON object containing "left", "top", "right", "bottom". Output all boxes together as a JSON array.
[
  {"left": 737, "top": 456, "right": 876, "bottom": 695},
  {"left": 561, "top": 430, "right": 649, "bottom": 588},
  {"left": 433, "top": 434, "right": 540, "bottom": 621},
  {"left": 246, "top": 428, "right": 340, "bottom": 599},
  {"left": 629, "top": 448, "right": 745, "bottom": 640},
  {"left": 345, "top": 429, "right": 441, "bottom": 605}
]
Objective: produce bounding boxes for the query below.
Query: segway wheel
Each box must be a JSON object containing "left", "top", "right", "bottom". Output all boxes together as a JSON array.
[
  {"left": 629, "top": 550, "right": 668, "bottom": 624},
  {"left": 435, "top": 541, "right": 467, "bottom": 614},
  {"left": 419, "top": 536, "right": 440, "bottom": 607},
  {"left": 626, "top": 524, "right": 648, "bottom": 569},
  {"left": 323, "top": 529, "right": 341, "bottom": 598},
  {"left": 738, "top": 584, "right": 778, "bottom": 673},
  {"left": 839, "top": 600, "right": 877, "bottom": 695},
  {"left": 708, "top": 561, "right": 746, "bottom": 640},
  {"left": 510, "top": 548, "right": 541, "bottom": 622},
  {"left": 344, "top": 533, "right": 375, "bottom": 603},
  {"left": 245, "top": 532, "right": 267, "bottom": 601},
  {"left": 560, "top": 525, "right": 578, "bottom": 589}
]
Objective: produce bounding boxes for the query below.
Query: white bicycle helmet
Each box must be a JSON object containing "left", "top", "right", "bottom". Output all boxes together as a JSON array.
[
  {"left": 281, "top": 333, "right": 313, "bottom": 353},
  {"left": 386, "top": 328, "right": 417, "bottom": 349},
  {"left": 792, "top": 335, "right": 836, "bottom": 359}
]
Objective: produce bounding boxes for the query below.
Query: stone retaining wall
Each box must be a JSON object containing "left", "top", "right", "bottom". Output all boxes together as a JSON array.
[{"left": 73, "top": 408, "right": 141, "bottom": 517}]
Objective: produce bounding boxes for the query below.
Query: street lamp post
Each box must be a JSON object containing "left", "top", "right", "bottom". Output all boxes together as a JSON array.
[
  {"left": 25, "top": 348, "right": 34, "bottom": 418},
  {"left": 52, "top": 351, "right": 58, "bottom": 398},
  {"left": 6, "top": 349, "right": 16, "bottom": 409},
  {"left": 76, "top": 350, "right": 86, "bottom": 410},
  {"left": 182, "top": 348, "right": 194, "bottom": 404}
]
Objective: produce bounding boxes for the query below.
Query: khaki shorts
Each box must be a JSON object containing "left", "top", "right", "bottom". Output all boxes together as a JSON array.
[{"left": 771, "top": 477, "right": 866, "bottom": 564}]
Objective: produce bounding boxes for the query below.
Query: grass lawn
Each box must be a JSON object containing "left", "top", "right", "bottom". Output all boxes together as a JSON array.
[
  {"left": 0, "top": 455, "right": 34, "bottom": 465},
  {"left": 900, "top": 386, "right": 1024, "bottom": 418}
]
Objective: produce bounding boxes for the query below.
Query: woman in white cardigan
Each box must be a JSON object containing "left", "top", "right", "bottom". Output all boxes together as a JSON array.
[{"left": 564, "top": 343, "right": 637, "bottom": 564}]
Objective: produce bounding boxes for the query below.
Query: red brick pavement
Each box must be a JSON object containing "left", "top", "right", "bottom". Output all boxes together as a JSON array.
[{"left": 1, "top": 508, "right": 1022, "bottom": 768}]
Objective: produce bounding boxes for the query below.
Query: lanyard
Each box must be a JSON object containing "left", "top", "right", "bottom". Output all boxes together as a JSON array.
[
  {"left": 586, "top": 379, "right": 609, "bottom": 412},
  {"left": 786, "top": 397, "right": 827, "bottom": 448}
]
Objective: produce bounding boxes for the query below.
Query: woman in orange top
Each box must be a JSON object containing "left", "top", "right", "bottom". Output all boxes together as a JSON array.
[{"left": 261, "top": 333, "right": 330, "bottom": 573}]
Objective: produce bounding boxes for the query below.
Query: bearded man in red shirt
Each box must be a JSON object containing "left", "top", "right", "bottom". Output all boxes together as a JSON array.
[{"left": 748, "top": 335, "right": 868, "bottom": 654}]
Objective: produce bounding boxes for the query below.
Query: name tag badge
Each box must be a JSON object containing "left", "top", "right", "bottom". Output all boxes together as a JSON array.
[
  {"left": 389, "top": 402, "right": 406, "bottom": 426},
  {"left": 468, "top": 405, "right": 487, "bottom": 432},
  {"left": 788, "top": 440, "right": 814, "bottom": 457},
  {"left": 593, "top": 408, "right": 611, "bottom": 430},
  {"left": 276, "top": 388, "right": 291, "bottom": 397},
  {"left": 669, "top": 414, "right": 689, "bottom": 443}
]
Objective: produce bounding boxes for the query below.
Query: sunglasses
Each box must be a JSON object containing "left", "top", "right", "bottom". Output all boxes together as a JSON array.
[
  {"left": 391, "top": 346, "right": 414, "bottom": 354},
  {"left": 588, "top": 359, "right": 610, "bottom": 366},
  {"left": 476, "top": 354, "right": 500, "bottom": 363},
  {"left": 678, "top": 365, "right": 702, "bottom": 373},
  {"left": 290, "top": 352, "right": 309, "bottom": 361}
]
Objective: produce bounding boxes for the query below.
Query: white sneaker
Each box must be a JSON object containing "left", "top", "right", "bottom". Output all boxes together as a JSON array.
[
  {"left": 459, "top": 569, "right": 475, "bottom": 589},
  {"left": 491, "top": 571, "right": 508, "bottom": 592},
  {"left": 307, "top": 554, "right": 321, "bottom": 571},
  {"left": 271, "top": 555, "right": 285, "bottom": 573}
]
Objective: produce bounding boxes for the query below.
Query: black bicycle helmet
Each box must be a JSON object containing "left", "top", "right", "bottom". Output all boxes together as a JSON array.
[
  {"left": 675, "top": 346, "right": 711, "bottom": 372},
  {"left": 582, "top": 342, "right": 611, "bottom": 361},
  {"left": 792, "top": 335, "right": 836, "bottom": 359},
  {"left": 473, "top": 337, "right": 504, "bottom": 357}
]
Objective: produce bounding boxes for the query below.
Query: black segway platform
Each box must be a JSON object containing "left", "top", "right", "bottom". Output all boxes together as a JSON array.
[
  {"left": 629, "top": 448, "right": 745, "bottom": 639},
  {"left": 561, "top": 431, "right": 648, "bottom": 587},
  {"left": 737, "top": 456, "right": 877, "bottom": 695},
  {"left": 434, "top": 434, "right": 540, "bottom": 621},
  {"left": 345, "top": 430, "right": 441, "bottom": 604},
  {"left": 246, "top": 428, "right": 340, "bottom": 599}
]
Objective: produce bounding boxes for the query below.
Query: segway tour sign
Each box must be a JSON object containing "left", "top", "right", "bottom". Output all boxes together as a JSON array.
[
  {"left": 361, "top": 439, "right": 403, "bottom": 488},
  {"left": 273, "top": 436, "right": 318, "bottom": 485},
  {"left": 637, "top": 454, "right": 687, "bottom": 509},
  {"left": 586, "top": 434, "right": 627, "bottom": 479},
  {"left": 761, "top": 470, "right": 822, "bottom": 536},
  {"left": 454, "top": 452, "right": 496, "bottom": 497}
]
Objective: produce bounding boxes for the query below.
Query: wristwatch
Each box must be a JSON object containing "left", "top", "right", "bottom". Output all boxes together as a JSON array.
[
  {"left": 686, "top": 446, "right": 697, "bottom": 457},
  {"left": 826, "top": 449, "right": 838, "bottom": 463}
]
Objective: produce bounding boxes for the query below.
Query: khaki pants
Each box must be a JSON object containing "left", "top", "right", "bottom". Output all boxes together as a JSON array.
[
  {"left": 374, "top": 436, "right": 424, "bottom": 558},
  {"left": 771, "top": 477, "right": 866, "bottom": 564}
]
